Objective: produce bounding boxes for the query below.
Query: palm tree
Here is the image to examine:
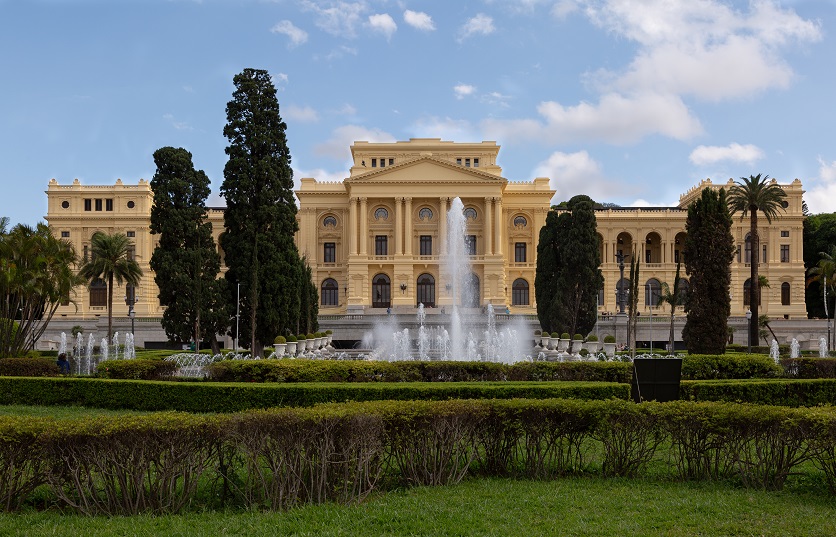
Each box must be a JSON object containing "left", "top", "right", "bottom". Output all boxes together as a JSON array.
[
  {"left": 807, "top": 246, "right": 836, "bottom": 349},
  {"left": 727, "top": 174, "right": 786, "bottom": 348},
  {"left": 657, "top": 262, "right": 684, "bottom": 353},
  {"left": 79, "top": 231, "right": 142, "bottom": 341}
]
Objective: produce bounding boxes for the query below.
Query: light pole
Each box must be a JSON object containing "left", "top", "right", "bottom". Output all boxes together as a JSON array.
[
  {"left": 614, "top": 252, "right": 630, "bottom": 314},
  {"left": 825, "top": 275, "right": 831, "bottom": 354},
  {"left": 235, "top": 282, "right": 240, "bottom": 354},
  {"left": 124, "top": 289, "right": 138, "bottom": 336},
  {"left": 647, "top": 283, "right": 653, "bottom": 354},
  {"left": 745, "top": 309, "right": 753, "bottom": 354}
]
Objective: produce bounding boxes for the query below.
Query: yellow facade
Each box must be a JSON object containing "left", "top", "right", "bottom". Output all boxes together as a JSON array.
[{"left": 45, "top": 139, "right": 806, "bottom": 321}]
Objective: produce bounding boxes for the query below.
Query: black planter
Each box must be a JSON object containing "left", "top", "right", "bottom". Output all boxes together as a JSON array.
[{"left": 631, "top": 358, "right": 682, "bottom": 403}]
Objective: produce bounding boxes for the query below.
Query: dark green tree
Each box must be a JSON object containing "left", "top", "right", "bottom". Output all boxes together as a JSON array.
[
  {"left": 1, "top": 220, "right": 84, "bottom": 357},
  {"left": 297, "top": 257, "right": 318, "bottom": 335},
  {"left": 657, "top": 261, "right": 684, "bottom": 352},
  {"left": 220, "top": 68, "right": 301, "bottom": 356},
  {"left": 727, "top": 174, "right": 786, "bottom": 346},
  {"left": 150, "top": 146, "right": 226, "bottom": 354},
  {"left": 535, "top": 195, "right": 603, "bottom": 341},
  {"left": 78, "top": 231, "right": 142, "bottom": 341},
  {"left": 682, "top": 188, "right": 735, "bottom": 354},
  {"left": 627, "top": 250, "right": 639, "bottom": 357},
  {"left": 804, "top": 212, "right": 836, "bottom": 318}
]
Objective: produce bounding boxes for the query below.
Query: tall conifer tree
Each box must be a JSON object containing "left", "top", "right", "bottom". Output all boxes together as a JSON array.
[
  {"left": 220, "top": 68, "right": 301, "bottom": 356},
  {"left": 682, "top": 188, "right": 735, "bottom": 354},
  {"left": 150, "top": 147, "right": 226, "bottom": 353}
]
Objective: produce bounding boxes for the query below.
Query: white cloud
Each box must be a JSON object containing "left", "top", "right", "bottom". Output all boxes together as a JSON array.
[
  {"left": 457, "top": 13, "right": 495, "bottom": 42},
  {"left": 806, "top": 158, "right": 836, "bottom": 214},
  {"left": 534, "top": 150, "right": 626, "bottom": 203},
  {"left": 483, "top": 92, "right": 702, "bottom": 145},
  {"left": 585, "top": 0, "right": 822, "bottom": 101},
  {"left": 689, "top": 143, "right": 764, "bottom": 166},
  {"left": 410, "top": 117, "right": 480, "bottom": 143},
  {"left": 162, "top": 113, "right": 193, "bottom": 131},
  {"left": 272, "top": 72, "right": 289, "bottom": 87},
  {"left": 302, "top": 0, "right": 366, "bottom": 39},
  {"left": 481, "top": 91, "right": 512, "bottom": 107},
  {"left": 270, "top": 20, "right": 308, "bottom": 48},
  {"left": 334, "top": 103, "right": 357, "bottom": 116},
  {"left": 284, "top": 105, "right": 319, "bottom": 123},
  {"left": 367, "top": 13, "right": 397, "bottom": 40},
  {"left": 551, "top": 0, "right": 579, "bottom": 19},
  {"left": 404, "top": 10, "right": 435, "bottom": 31},
  {"left": 453, "top": 84, "right": 476, "bottom": 100},
  {"left": 314, "top": 125, "right": 397, "bottom": 160}
]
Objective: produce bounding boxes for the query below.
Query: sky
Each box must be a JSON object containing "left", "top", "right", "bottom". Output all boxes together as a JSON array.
[{"left": 2, "top": 0, "right": 836, "bottom": 229}]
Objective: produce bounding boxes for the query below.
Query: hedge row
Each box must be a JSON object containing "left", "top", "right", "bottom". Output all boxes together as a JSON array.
[
  {"left": 2, "top": 399, "right": 836, "bottom": 515},
  {"left": 0, "top": 377, "right": 628, "bottom": 412},
  {"left": 680, "top": 353, "right": 781, "bottom": 380},
  {"left": 781, "top": 358, "right": 836, "bottom": 379},
  {"left": 207, "top": 359, "right": 632, "bottom": 383},
  {"left": 98, "top": 359, "right": 178, "bottom": 380},
  {"left": 682, "top": 378, "right": 836, "bottom": 406},
  {"left": 0, "top": 358, "right": 60, "bottom": 377}
]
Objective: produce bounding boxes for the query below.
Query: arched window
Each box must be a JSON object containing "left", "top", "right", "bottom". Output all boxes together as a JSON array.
[
  {"left": 374, "top": 207, "right": 389, "bottom": 220},
  {"left": 419, "top": 207, "right": 433, "bottom": 221},
  {"left": 321, "top": 279, "right": 338, "bottom": 306},
  {"left": 513, "top": 215, "right": 527, "bottom": 227},
  {"left": 464, "top": 273, "right": 480, "bottom": 308},
  {"left": 645, "top": 278, "right": 661, "bottom": 307},
  {"left": 417, "top": 274, "right": 435, "bottom": 308},
  {"left": 744, "top": 233, "right": 752, "bottom": 264},
  {"left": 512, "top": 278, "right": 529, "bottom": 306},
  {"left": 781, "top": 282, "right": 791, "bottom": 305},
  {"left": 743, "top": 279, "right": 762, "bottom": 306},
  {"left": 89, "top": 278, "right": 107, "bottom": 307},
  {"left": 372, "top": 274, "right": 391, "bottom": 308},
  {"left": 463, "top": 207, "right": 477, "bottom": 220},
  {"left": 323, "top": 215, "right": 337, "bottom": 227}
]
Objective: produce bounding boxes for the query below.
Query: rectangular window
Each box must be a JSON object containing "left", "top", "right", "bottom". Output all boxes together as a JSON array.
[
  {"left": 323, "top": 242, "right": 336, "bottom": 263},
  {"left": 95, "top": 199, "right": 102, "bottom": 211},
  {"left": 780, "top": 244, "right": 790, "bottom": 263},
  {"left": 465, "top": 235, "right": 476, "bottom": 255},
  {"left": 420, "top": 235, "right": 432, "bottom": 256},
  {"left": 84, "top": 199, "right": 92, "bottom": 211},
  {"left": 515, "top": 242, "right": 526, "bottom": 263},
  {"left": 61, "top": 231, "right": 70, "bottom": 238},
  {"left": 375, "top": 235, "right": 388, "bottom": 256},
  {"left": 380, "top": 158, "right": 386, "bottom": 167},
  {"left": 674, "top": 250, "right": 680, "bottom": 264},
  {"left": 763, "top": 244, "right": 767, "bottom": 263},
  {"left": 781, "top": 230, "right": 790, "bottom": 237},
  {"left": 473, "top": 158, "right": 480, "bottom": 167},
  {"left": 388, "top": 158, "right": 394, "bottom": 166},
  {"left": 737, "top": 245, "right": 741, "bottom": 263},
  {"left": 465, "top": 158, "right": 471, "bottom": 167},
  {"left": 126, "top": 231, "right": 135, "bottom": 238},
  {"left": 105, "top": 198, "right": 113, "bottom": 211},
  {"left": 371, "top": 158, "right": 377, "bottom": 167},
  {"left": 456, "top": 158, "right": 462, "bottom": 166},
  {"left": 83, "top": 245, "right": 88, "bottom": 260},
  {"left": 127, "top": 245, "right": 135, "bottom": 261}
]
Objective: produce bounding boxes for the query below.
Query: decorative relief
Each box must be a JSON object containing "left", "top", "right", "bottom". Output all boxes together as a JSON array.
[
  {"left": 419, "top": 207, "right": 433, "bottom": 221},
  {"left": 463, "top": 207, "right": 477, "bottom": 221},
  {"left": 374, "top": 207, "right": 389, "bottom": 220},
  {"left": 323, "top": 215, "right": 337, "bottom": 228}
]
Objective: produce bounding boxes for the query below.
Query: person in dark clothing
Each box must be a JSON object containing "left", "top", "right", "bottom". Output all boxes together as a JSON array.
[{"left": 56, "top": 352, "right": 71, "bottom": 374}]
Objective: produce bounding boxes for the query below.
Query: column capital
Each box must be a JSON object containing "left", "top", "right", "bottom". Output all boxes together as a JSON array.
[
  {"left": 359, "top": 196, "right": 368, "bottom": 203},
  {"left": 404, "top": 197, "right": 412, "bottom": 202},
  {"left": 395, "top": 196, "right": 404, "bottom": 202}
]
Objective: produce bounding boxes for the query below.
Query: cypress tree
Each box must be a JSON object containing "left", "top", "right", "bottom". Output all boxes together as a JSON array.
[
  {"left": 220, "top": 68, "right": 301, "bottom": 356},
  {"left": 149, "top": 147, "right": 226, "bottom": 353},
  {"left": 682, "top": 188, "right": 735, "bottom": 354}
]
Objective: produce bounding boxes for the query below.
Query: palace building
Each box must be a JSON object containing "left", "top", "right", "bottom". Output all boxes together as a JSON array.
[{"left": 45, "top": 138, "right": 807, "bottom": 325}]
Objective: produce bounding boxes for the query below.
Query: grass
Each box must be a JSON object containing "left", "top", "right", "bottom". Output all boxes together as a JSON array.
[
  {"left": 2, "top": 477, "right": 836, "bottom": 536},
  {"left": 0, "top": 404, "right": 151, "bottom": 419}
]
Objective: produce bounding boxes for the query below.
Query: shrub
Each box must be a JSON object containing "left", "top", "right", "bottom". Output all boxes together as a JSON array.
[
  {"left": 534, "top": 330, "right": 541, "bottom": 336},
  {"left": 306, "top": 333, "right": 315, "bottom": 340},
  {"left": 97, "top": 359, "right": 178, "bottom": 380},
  {"left": 325, "top": 330, "right": 333, "bottom": 335},
  {"left": 297, "top": 334, "right": 306, "bottom": 341},
  {"left": 681, "top": 354, "right": 782, "bottom": 380},
  {"left": 274, "top": 336, "right": 286, "bottom": 344},
  {"left": 587, "top": 334, "right": 599, "bottom": 342},
  {"left": 781, "top": 358, "right": 836, "bottom": 379},
  {"left": 286, "top": 335, "right": 297, "bottom": 343},
  {"left": 573, "top": 334, "right": 583, "bottom": 341},
  {"left": 560, "top": 333, "right": 570, "bottom": 339},
  {"left": 0, "top": 357, "right": 60, "bottom": 377},
  {"left": 604, "top": 335, "right": 616, "bottom": 343}
]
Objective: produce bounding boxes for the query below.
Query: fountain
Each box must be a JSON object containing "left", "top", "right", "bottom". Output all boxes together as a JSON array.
[
  {"left": 58, "top": 332, "right": 67, "bottom": 356},
  {"left": 790, "top": 338, "right": 800, "bottom": 359},
  {"left": 821, "top": 337, "right": 829, "bottom": 358},
  {"left": 769, "top": 339, "right": 780, "bottom": 363}
]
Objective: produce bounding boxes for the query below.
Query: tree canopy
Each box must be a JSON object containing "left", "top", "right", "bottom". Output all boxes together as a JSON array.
[
  {"left": 150, "top": 146, "right": 226, "bottom": 353},
  {"left": 804, "top": 212, "right": 836, "bottom": 318},
  {"left": 219, "top": 68, "right": 304, "bottom": 356},
  {"left": 682, "top": 187, "right": 735, "bottom": 354}
]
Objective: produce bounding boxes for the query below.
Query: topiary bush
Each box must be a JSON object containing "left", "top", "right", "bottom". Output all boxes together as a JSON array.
[
  {"left": 274, "top": 335, "right": 286, "bottom": 344},
  {"left": 97, "top": 359, "right": 178, "bottom": 380},
  {"left": 0, "top": 357, "right": 60, "bottom": 377}
]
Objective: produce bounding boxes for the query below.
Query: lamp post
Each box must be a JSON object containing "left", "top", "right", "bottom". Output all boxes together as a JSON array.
[
  {"left": 614, "top": 252, "right": 630, "bottom": 314},
  {"left": 235, "top": 282, "right": 240, "bottom": 354},
  {"left": 825, "top": 275, "right": 831, "bottom": 354},
  {"left": 745, "top": 309, "right": 753, "bottom": 354},
  {"left": 124, "top": 289, "right": 138, "bottom": 336},
  {"left": 647, "top": 283, "right": 653, "bottom": 354}
]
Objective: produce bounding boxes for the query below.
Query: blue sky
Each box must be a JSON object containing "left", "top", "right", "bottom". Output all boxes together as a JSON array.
[{"left": 2, "top": 0, "right": 836, "bottom": 228}]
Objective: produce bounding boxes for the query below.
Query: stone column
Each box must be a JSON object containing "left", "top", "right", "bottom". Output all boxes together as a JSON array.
[
  {"left": 404, "top": 197, "right": 413, "bottom": 256},
  {"left": 359, "top": 197, "right": 368, "bottom": 256},
  {"left": 493, "top": 197, "right": 503, "bottom": 256},
  {"left": 394, "top": 197, "right": 403, "bottom": 255},
  {"left": 348, "top": 197, "right": 357, "bottom": 256},
  {"left": 484, "top": 197, "right": 493, "bottom": 255}
]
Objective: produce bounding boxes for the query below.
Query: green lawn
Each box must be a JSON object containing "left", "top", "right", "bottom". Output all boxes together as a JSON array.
[
  {"left": 0, "top": 404, "right": 150, "bottom": 418},
  {"left": 2, "top": 477, "right": 835, "bottom": 537}
]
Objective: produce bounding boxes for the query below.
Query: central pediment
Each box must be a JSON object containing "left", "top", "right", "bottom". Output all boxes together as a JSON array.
[{"left": 345, "top": 156, "right": 506, "bottom": 185}]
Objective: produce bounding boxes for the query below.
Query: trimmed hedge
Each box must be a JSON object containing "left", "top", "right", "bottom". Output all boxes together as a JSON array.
[
  {"left": 681, "top": 353, "right": 782, "bottom": 380},
  {"left": 97, "top": 359, "right": 178, "bottom": 380},
  {"left": 0, "top": 377, "right": 629, "bottom": 412},
  {"left": 0, "top": 357, "right": 60, "bottom": 377},
  {"left": 2, "top": 399, "right": 836, "bottom": 514},
  {"left": 781, "top": 358, "right": 836, "bottom": 379},
  {"left": 681, "top": 378, "right": 836, "bottom": 406},
  {"left": 207, "top": 359, "right": 632, "bottom": 384}
]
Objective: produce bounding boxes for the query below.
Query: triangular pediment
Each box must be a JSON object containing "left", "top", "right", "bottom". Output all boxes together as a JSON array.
[{"left": 346, "top": 155, "right": 505, "bottom": 185}]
